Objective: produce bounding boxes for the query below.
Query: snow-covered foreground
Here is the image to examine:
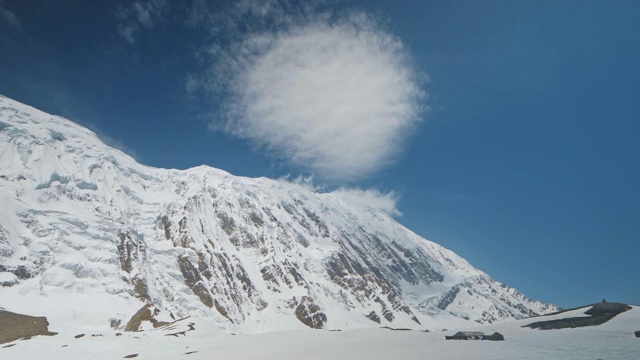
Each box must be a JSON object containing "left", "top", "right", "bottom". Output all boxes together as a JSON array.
[{"left": 3, "top": 306, "right": 639, "bottom": 360}]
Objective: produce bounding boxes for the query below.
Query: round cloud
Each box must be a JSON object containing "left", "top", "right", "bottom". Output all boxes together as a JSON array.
[{"left": 217, "top": 15, "right": 425, "bottom": 181}]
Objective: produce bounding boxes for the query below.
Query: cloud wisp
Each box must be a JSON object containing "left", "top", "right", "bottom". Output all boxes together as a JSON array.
[
  {"left": 116, "top": 0, "right": 167, "bottom": 45},
  {"left": 0, "top": 1, "right": 21, "bottom": 31},
  {"left": 330, "top": 187, "right": 402, "bottom": 217},
  {"left": 205, "top": 11, "right": 425, "bottom": 182}
]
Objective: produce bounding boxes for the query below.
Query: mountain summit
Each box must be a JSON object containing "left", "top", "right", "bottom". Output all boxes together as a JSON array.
[{"left": 0, "top": 95, "right": 557, "bottom": 333}]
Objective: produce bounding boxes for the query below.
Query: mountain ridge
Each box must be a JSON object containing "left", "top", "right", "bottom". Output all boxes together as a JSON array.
[{"left": 0, "top": 94, "right": 558, "bottom": 333}]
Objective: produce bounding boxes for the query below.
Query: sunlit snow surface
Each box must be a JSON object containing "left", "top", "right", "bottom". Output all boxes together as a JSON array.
[
  {"left": 0, "top": 94, "right": 558, "bottom": 334},
  {"left": 2, "top": 306, "right": 639, "bottom": 360},
  {"left": 0, "top": 96, "right": 637, "bottom": 358}
]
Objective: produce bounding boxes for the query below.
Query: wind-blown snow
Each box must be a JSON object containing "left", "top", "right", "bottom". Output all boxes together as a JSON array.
[{"left": 0, "top": 94, "right": 557, "bottom": 334}]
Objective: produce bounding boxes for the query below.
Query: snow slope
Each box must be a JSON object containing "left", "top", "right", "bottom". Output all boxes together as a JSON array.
[
  {"left": 2, "top": 306, "right": 638, "bottom": 360},
  {"left": 0, "top": 94, "right": 557, "bottom": 333}
]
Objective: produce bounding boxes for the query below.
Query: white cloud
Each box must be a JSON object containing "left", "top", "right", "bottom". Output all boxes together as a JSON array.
[
  {"left": 330, "top": 188, "right": 402, "bottom": 217},
  {"left": 184, "top": 73, "right": 199, "bottom": 95},
  {"left": 113, "top": 1, "right": 425, "bottom": 182},
  {"left": 208, "top": 13, "right": 425, "bottom": 181},
  {"left": 116, "top": 0, "right": 167, "bottom": 45},
  {"left": 277, "top": 174, "right": 321, "bottom": 192}
]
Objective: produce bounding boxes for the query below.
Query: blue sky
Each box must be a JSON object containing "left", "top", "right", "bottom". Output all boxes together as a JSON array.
[{"left": 1, "top": 0, "right": 638, "bottom": 309}]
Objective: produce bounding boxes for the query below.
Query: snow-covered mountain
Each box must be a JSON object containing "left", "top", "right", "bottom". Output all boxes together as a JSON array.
[{"left": 0, "top": 95, "right": 558, "bottom": 333}]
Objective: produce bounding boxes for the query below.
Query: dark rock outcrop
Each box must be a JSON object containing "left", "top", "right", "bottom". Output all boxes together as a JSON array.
[
  {"left": 178, "top": 255, "right": 214, "bottom": 308},
  {"left": 124, "top": 305, "right": 169, "bottom": 332},
  {"left": 366, "top": 311, "right": 381, "bottom": 324},
  {"left": 438, "top": 286, "right": 460, "bottom": 310},
  {"left": 116, "top": 232, "right": 150, "bottom": 301},
  {"left": 0, "top": 310, "right": 57, "bottom": 344},
  {"left": 524, "top": 302, "right": 632, "bottom": 330},
  {"left": 294, "top": 296, "right": 327, "bottom": 329}
]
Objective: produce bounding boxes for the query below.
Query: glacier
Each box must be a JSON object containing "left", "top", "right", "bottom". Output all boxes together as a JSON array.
[{"left": 0, "top": 94, "right": 558, "bottom": 333}]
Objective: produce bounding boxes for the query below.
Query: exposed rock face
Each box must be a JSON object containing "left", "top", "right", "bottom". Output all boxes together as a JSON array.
[
  {"left": 0, "top": 96, "right": 559, "bottom": 333},
  {"left": 0, "top": 310, "right": 57, "bottom": 344},
  {"left": 124, "top": 305, "right": 170, "bottom": 332},
  {"left": 294, "top": 296, "right": 327, "bottom": 329},
  {"left": 438, "top": 287, "right": 460, "bottom": 310},
  {"left": 180, "top": 258, "right": 209, "bottom": 305},
  {"left": 124, "top": 305, "right": 155, "bottom": 332},
  {"left": 116, "top": 231, "right": 150, "bottom": 302},
  {"left": 365, "top": 311, "right": 381, "bottom": 324}
]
